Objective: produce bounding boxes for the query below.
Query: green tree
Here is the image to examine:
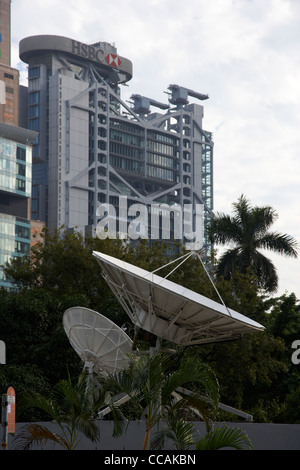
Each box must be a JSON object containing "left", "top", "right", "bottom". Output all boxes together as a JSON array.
[
  {"left": 0, "top": 287, "right": 85, "bottom": 395},
  {"left": 15, "top": 371, "right": 106, "bottom": 450},
  {"left": 179, "top": 330, "right": 288, "bottom": 423},
  {"left": 209, "top": 195, "right": 298, "bottom": 292},
  {"left": 3, "top": 227, "right": 116, "bottom": 306},
  {"left": 262, "top": 293, "right": 300, "bottom": 422},
  {"left": 104, "top": 353, "right": 220, "bottom": 450},
  {"left": 150, "top": 409, "right": 254, "bottom": 450},
  {"left": 150, "top": 407, "right": 195, "bottom": 450},
  {"left": 3, "top": 229, "right": 176, "bottom": 325},
  {"left": 267, "top": 293, "right": 300, "bottom": 345}
]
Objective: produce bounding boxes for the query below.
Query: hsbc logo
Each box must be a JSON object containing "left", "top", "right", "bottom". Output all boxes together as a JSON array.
[
  {"left": 106, "top": 53, "right": 122, "bottom": 68},
  {"left": 71, "top": 40, "right": 122, "bottom": 70}
]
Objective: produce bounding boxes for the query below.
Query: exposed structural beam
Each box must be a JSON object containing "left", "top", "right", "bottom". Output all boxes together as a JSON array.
[{"left": 98, "top": 389, "right": 253, "bottom": 422}]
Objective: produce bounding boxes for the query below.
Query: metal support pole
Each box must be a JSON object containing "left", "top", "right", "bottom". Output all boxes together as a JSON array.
[{"left": 1, "top": 394, "right": 8, "bottom": 450}]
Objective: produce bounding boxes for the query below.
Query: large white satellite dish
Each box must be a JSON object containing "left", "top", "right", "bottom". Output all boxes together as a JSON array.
[
  {"left": 93, "top": 251, "right": 265, "bottom": 346},
  {"left": 63, "top": 306, "right": 133, "bottom": 374}
]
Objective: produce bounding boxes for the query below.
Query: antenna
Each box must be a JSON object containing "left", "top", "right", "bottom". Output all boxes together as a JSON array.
[
  {"left": 92, "top": 251, "right": 265, "bottom": 346},
  {"left": 62, "top": 257, "right": 262, "bottom": 422},
  {"left": 63, "top": 307, "right": 134, "bottom": 375}
]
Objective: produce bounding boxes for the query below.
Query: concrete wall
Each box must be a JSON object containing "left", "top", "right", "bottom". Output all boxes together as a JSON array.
[{"left": 7, "top": 421, "right": 300, "bottom": 450}]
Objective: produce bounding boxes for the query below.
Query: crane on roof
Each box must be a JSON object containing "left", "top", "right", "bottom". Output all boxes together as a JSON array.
[
  {"left": 167, "top": 84, "right": 209, "bottom": 107},
  {"left": 130, "top": 94, "right": 170, "bottom": 116}
]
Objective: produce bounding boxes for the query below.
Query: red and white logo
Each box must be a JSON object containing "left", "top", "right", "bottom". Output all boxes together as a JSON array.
[{"left": 106, "top": 53, "right": 122, "bottom": 68}]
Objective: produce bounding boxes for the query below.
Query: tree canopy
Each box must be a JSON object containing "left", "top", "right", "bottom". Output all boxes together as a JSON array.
[
  {"left": 209, "top": 195, "right": 298, "bottom": 292},
  {"left": 1, "top": 203, "right": 300, "bottom": 424}
]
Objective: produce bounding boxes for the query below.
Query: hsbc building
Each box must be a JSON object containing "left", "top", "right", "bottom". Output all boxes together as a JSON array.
[{"left": 19, "top": 34, "right": 213, "bottom": 249}]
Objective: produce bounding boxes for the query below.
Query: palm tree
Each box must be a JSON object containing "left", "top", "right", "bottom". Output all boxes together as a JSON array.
[
  {"left": 150, "top": 406, "right": 196, "bottom": 450},
  {"left": 195, "top": 424, "right": 253, "bottom": 450},
  {"left": 209, "top": 195, "right": 298, "bottom": 292},
  {"left": 152, "top": 416, "right": 254, "bottom": 450},
  {"left": 15, "top": 371, "right": 106, "bottom": 450},
  {"left": 104, "top": 353, "right": 220, "bottom": 450}
]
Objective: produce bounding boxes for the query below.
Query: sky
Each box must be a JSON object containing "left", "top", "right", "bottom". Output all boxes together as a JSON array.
[{"left": 9, "top": 0, "right": 300, "bottom": 300}]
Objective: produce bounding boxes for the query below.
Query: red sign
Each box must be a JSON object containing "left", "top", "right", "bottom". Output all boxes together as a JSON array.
[
  {"left": 106, "top": 53, "right": 122, "bottom": 68},
  {"left": 7, "top": 387, "right": 15, "bottom": 434}
]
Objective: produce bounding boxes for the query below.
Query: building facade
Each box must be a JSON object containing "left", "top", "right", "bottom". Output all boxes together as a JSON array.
[
  {"left": 0, "top": 123, "right": 37, "bottom": 287},
  {"left": 0, "top": 0, "right": 19, "bottom": 126},
  {"left": 0, "top": 1, "right": 39, "bottom": 288},
  {"left": 19, "top": 34, "right": 213, "bottom": 249}
]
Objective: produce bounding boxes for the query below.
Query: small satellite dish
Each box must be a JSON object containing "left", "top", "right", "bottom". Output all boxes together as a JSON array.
[
  {"left": 93, "top": 251, "right": 265, "bottom": 345},
  {"left": 63, "top": 307, "right": 133, "bottom": 374}
]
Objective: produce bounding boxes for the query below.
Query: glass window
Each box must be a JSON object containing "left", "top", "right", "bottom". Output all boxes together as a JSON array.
[
  {"left": 17, "top": 146, "right": 26, "bottom": 161},
  {"left": 29, "top": 67, "right": 40, "bottom": 79},
  {"left": 28, "top": 105, "right": 39, "bottom": 118},
  {"left": 29, "top": 118, "right": 40, "bottom": 131},
  {"left": 4, "top": 73, "right": 14, "bottom": 80},
  {"left": 17, "top": 163, "right": 26, "bottom": 177},
  {"left": 28, "top": 91, "right": 40, "bottom": 105},
  {"left": 16, "top": 179, "right": 26, "bottom": 192}
]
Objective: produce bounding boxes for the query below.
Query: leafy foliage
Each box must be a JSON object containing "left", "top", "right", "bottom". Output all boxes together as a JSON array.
[
  {"left": 209, "top": 195, "right": 298, "bottom": 292},
  {"left": 1, "top": 216, "right": 300, "bottom": 425},
  {"left": 195, "top": 424, "right": 253, "bottom": 450},
  {"left": 15, "top": 371, "right": 106, "bottom": 450},
  {"left": 103, "top": 353, "right": 219, "bottom": 449}
]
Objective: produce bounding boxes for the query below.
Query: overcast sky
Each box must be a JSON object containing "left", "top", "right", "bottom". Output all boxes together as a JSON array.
[{"left": 10, "top": 0, "right": 300, "bottom": 299}]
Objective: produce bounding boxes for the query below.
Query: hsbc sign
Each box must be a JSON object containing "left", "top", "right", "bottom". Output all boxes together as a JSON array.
[
  {"left": 106, "top": 53, "right": 122, "bottom": 68},
  {"left": 71, "top": 40, "right": 121, "bottom": 68}
]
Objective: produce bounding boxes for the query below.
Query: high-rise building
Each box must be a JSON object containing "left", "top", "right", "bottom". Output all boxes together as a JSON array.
[
  {"left": 0, "top": 0, "right": 38, "bottom": 288},
  {"left": 0, "top": 0, "right": 19, "bottom": 126},
  {"left": 19, "top": 34, "right": 213, "bottom": 249},
  {"left": 0, "top": 0, "right": 11, "bottom": 66},
  {"left": 0, "top": 123, "right": 37, "bottom": 287}
]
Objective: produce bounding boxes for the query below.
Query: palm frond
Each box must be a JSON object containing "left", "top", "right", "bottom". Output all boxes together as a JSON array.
[
  {"left": 209, "top": 215, "right": 242, "bottom": 245},
  {"left": 216, "top": 248, "right": 240, "bottom": 279},
  {"left": 251, "top": 205, "right": 277, "bottom": 235},
  {"left": 151, "top": 412, "right": 195, "bottom": 450},
  {"left": 17, "top": 391, "right": 60, "bottom": 421},
  {"left": 15, "top": 372, "right": 105, "bottom": 450},
  {"left": 251, "top": 250, "right": 278, "bottom": 292},
  {"left": 195, "top": 424, "right": 253, "bottom": 450},
  {"left": 15, "top": 424, "right": 70, "bottom": 450},
  {"left": 162, "top": 358, "right": 219, "bottom": 408},
  {"left": 258, "top": 232, "right": 298, "bottom": 257}
]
